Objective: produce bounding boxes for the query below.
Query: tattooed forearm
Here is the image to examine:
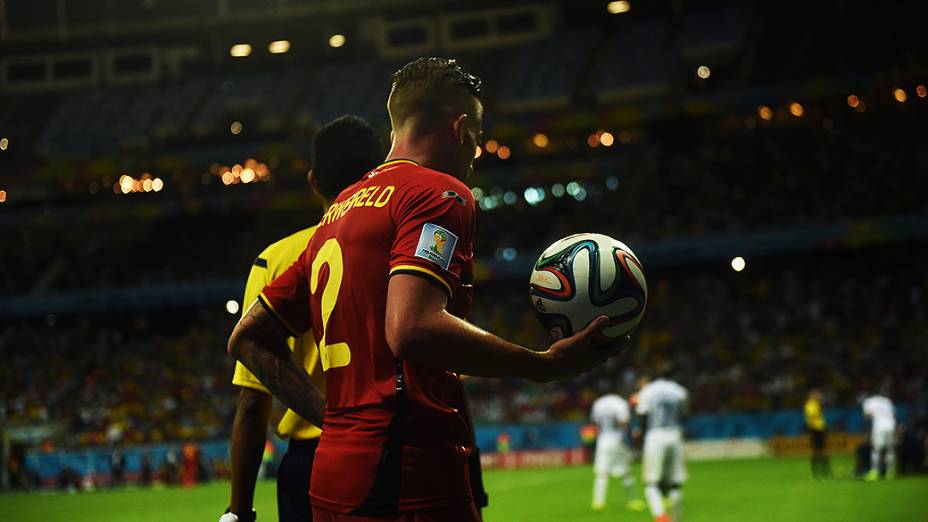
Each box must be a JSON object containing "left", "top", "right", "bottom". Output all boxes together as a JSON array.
[
  {"left": 229, "top": 301, "right": 326, "bottom": 427},
  {"left": 238, "top": 342, "right": 325, "bottom": 427}
]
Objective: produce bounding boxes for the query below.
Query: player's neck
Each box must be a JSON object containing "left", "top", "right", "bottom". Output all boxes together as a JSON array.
[{"left": 386, "top": 134, "right": 454, "bottom": 176}]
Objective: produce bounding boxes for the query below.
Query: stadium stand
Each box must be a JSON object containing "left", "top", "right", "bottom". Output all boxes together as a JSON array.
[{"left": 2, "top": 0, "right": 926, "bottom": 495}]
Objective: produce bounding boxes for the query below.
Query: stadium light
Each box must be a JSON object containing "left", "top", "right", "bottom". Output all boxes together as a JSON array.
[
  {"left": 329, "top": 34, "right": 346, "bottom": 48},
  {"left": 0, "top": 137, "right": 8, "bottom": 150},
  {"left": 152, "top": 178, "right": 164, "bottom": 192},
  {"left": 696, "top": 65, "right": 711, "bottom": 79},
  {"left": 731, "top": 256, "right": 746, "bottom": 272},
  {"left": 226, "top": 300, "right": 240, "bottom": 315},
  {"left": 917, "top": 85, "right": 927, "bottom": 98},
  {"left": 607, "top": 1, "right": 631, "bottom": 14},
  {"left": 524, "top": 187, "right": 546, "bottom": 206},
  {"left": 119, "top": 175, "right": 133, "bottom": 194},
  {"left": 566, "top": 181, "right": 581, "bottom": 196},
  {"left": 479, "top": 195, "right": 499, "bottom": 211},
  {"left": 229, "top": 44, "right": 252, "bottom": 58},
  {"left": 241, "top": 168, "right": 256, "bottom": 184},
  {"left": 268, "top": 40, "right": 291, "bottom": 54},
  {"left": 789, "top": 102, "right": 804, "bottom": 117},
  {"left": 757, "top": 105, "right": 773, "bottom": 121},
  {"left": 893, "top": 88, "right": 907, "bottom": 103},
  {"left": 532, "top": 133, "right": 549, "bottom": 148},
  {"left": 600, "top": 132, "right": 615, "bottom": 147}
]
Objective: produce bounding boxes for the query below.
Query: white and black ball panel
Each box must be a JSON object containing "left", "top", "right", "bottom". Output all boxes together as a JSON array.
[{"left": 530, "top": 233, "right": 647, "bottom": 340}]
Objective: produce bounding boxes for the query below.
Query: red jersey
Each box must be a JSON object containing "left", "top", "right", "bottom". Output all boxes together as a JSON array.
[{"left": 261, "top": 159, "right": 476, "bottom": 514}]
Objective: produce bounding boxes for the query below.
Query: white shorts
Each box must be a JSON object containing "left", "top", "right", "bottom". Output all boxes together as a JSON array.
[
  {"left": 643, "top": 428, "right": 686, "bottom": 485},
  {"left": 594, "top": 434, "right": 631, "bottom": 477},
  {"left": 871, "top": 424, "right": 895, "bottom": 450}
]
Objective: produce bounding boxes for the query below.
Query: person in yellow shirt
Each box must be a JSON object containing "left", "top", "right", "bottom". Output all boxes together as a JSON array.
[
  {"left": 221, "top": 115, "right": 385, "bottom": 522},
  {"left": 804, "top": 389, "right": 831, "bottom": 478}
]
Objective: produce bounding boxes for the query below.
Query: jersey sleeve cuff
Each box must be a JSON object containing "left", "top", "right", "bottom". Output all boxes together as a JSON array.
[
  {"left": 232, "top": 362, "right": 270, "bottom": 393},
  {"left": 389, "top": 263, "right": 454, "bottom": 298},
  {"left": 232, "top": 379, "right": 270, "bottom": 394},
  {"left": 258, "top": 293, "right": 301, "bottom": 336}
]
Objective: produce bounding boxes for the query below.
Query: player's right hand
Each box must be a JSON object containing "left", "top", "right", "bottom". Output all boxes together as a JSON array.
[{"left": 536, "top": 315, "right": 627, "bottom": 381}]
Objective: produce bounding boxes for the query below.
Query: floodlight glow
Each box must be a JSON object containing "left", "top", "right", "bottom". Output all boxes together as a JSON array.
[
  {"left": 230, "top": 44, "right": 252, "bottom": 57},
  {"left": 731, "top": 256, "right": 746, "bottom": 272},
  {"left": 329, "top": 34, "right": 346, "bottom": 48},
  {"left": 268, "top": 40, "right": 291, "bottom": 54},
  {"left": 607, "top": 1, "right": 631, "bottom": 14}
]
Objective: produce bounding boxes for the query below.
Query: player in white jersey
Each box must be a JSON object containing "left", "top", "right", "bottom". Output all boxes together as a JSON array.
[
  {"left": 862, "top": 393, "right": 896, "bottom": 480},
  {"left": 590, "top": 393, "right": 646, "bottom": 512},
  {"left": 635, "top": 377, "right": 688, "bottom": 522}
]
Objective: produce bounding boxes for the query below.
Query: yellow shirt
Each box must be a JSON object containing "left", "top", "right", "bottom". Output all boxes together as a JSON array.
[
  {"left": 804, "top": 398, "right": 825, "bottom": 431},
  {"left": 232, "top": 226, "right": 323, "bottom": 440}
]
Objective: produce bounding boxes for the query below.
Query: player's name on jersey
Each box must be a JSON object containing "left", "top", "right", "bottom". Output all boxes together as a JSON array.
[{"left": 319, "top": 185, "right": 395, "bottom": 227}]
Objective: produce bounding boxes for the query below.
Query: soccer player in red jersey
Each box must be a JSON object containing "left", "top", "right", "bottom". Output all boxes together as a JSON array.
[
  {"left": 222, "top": 115, "right": 386, "bottom": 522},
  {"left": 228, "top": 57, "right": 621, "bottom": 521}
]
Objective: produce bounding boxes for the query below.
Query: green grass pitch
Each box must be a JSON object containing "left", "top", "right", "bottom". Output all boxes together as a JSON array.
[{"left": 2, "top": 457, "right": 926, "bottom": 521}]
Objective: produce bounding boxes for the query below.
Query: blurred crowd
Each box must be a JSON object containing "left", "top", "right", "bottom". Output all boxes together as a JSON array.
[
  {"left": 474, "top": 109, "right": 927, "bottom": 253},
  {"left": 3, "top": 108, "right": 926, "bottom": 296},
  {"left": 463, "top": 245, "right": 928, "bottom": 424},
  {"left": 0, "top": 310, "right": 237, "bottom": 445},
  {"left": 3, "top": 245, "right": 925, "bottom": 445}
]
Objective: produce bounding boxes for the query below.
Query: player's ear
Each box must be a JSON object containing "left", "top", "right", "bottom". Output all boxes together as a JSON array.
[
  {"left": 452, "top": 114, "right": 468, "bottom": 145},
  {"left": 308, "top": 169, "right": 322, "bottom": 198}
]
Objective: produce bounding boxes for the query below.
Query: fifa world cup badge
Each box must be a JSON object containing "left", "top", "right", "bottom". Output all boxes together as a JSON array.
[{"left": 415, "top": 223, "right": 457, "bottom": 270}]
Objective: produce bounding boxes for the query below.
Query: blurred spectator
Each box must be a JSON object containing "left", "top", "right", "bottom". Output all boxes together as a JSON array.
[
  {"left": 57, "top": 467, "right": 81, "bottom": 492},
  {"left": 110, "top": 447, "right": 125, "bottom": 488},
  {"left": 140, "top": 452, "right": 153, "bottom": 486},
  {"left": 181, "top": 441, "right": 198, "bottom": 487}
]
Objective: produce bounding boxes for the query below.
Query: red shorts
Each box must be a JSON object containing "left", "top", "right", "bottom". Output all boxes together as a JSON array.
[{"left": 312, "top": 503, "right": 481, "bottom": 522}]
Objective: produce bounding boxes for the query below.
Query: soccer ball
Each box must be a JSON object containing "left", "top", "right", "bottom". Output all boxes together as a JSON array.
[{"left": 530, "top": 233, "right": 647, "bottom": 342}]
